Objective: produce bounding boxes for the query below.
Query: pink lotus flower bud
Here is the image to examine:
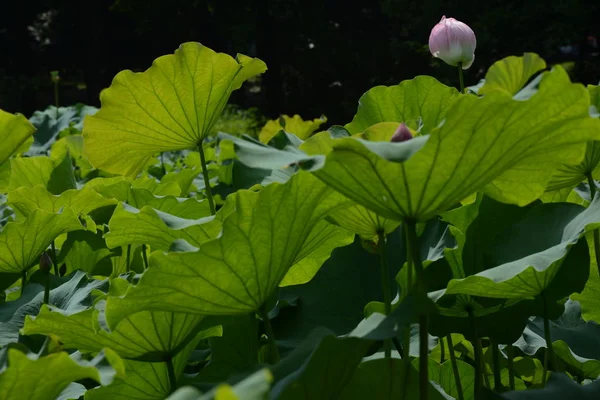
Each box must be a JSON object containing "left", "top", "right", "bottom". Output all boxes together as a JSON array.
[
  {"left": 391, "top": 123, "right": 413, "bottom": 143},
  {"left": 429, "top": 16, "right": 476, "bottom": 69}
]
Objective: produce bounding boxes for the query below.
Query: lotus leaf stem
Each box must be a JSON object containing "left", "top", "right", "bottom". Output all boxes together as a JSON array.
[
  {"left": 126, "top": 244, "right": 131, "bottom": 271},
  {"left": 198, "top": 143, "right": 216, "bottom": 215},
  {"left": 142, "top": 244, "right": 149, "bottom": 269},
  {"left": 439, "top": 336, "right": 446, "bottom": 364},
  {"left": 377, "top": 230, "right": 393, "bottom": 359},
  {"left": 507, "top": 344, "right": 515, "bottom": 390},
  {"left": 447, "top": 334, "right": 464, "bottom": 400},
  {"left": 541, "top": 293, "right": 557, "bottom": 386},
  {"left": 260, "top": 304, "right": 280, "bottom": 364},
  {"left": 405, "top": 220, "right": 428, "bottom": 400},
  {"left": 491, "top": 339, "right": 501, "bottom": 391}
]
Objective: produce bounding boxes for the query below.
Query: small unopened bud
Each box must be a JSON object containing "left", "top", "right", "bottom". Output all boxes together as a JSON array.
[
  {"left": 429, "top": 16, "right": 477, "bottom": 69},
  {"left": 391, "top": 123, "right": 413, "bottom": 143},
  {"left": 50, "top": 70, "right": 60, "bottom": 83},
  {"left": 40, "top": 252, "right": 53, "bottom": 272}
]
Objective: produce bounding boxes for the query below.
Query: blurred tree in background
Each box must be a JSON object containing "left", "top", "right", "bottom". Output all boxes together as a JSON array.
[{"left": 1, "top": 0, "right": 599, "bottom": 125}]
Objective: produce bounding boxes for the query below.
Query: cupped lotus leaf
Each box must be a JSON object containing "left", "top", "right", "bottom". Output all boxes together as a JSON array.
[
  {"left": 22, "top": 300, "right": 220, "bottom": 361},
  {"left": 0, "top": 349, "right": 119, "bottom": 400},
  {"left": 344, "top": 76, "right": 460, "bottom": 135},
  {"left": 105, "top": 203, "right": 221, "bottom": 250},
  {"left": 104, "top": 172, "right": 349, "bottom": 326},
  {"left": 83, "top": 42, "right": 267, "bottom": 177},
  {"left": 0, "top": 109, "right": 36, "bottom": 165},
  {"left": 546, "top": 142, "right": 600, "bottom": 192},
  {"left": 478, "top": 53, "right": 547, "bottom": 96},
  {"left": 0, "top": 208, "right": 82, "bottom": 274},
  {"left": 259, "top": 114, "right": 327, "bottom": 143},
  {"left": 311, "top": 67, "right": 600, "bottom": 221},
  {"left": 7, "top": 185, "right": 117, "bottom": 219},
  {"left": 84, "top": 335, "right": 201, "bottom": 400}
]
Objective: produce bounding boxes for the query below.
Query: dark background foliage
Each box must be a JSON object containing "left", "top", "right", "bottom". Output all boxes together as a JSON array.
[{"left": 1, "top": 0, "right": 599, "bottom": 125}]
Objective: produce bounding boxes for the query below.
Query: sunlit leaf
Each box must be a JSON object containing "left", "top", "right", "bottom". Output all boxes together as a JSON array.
[
  {"left": 83, "top": 42, "right": 267, "bottom": 177},
  {"left": 344, "top": 76, "right": 459, "bottom": 134},
  {"left": 479, "top": 53, "right": 547, "bottom": 96},
  {"left": 0, "top": 349, "right": 118, "bottom": 400},
  {"left": 104, "top": 172, "right": 349, "bottom": 325},
  {"left": 259, "top": 114, "right": 326, "bottom": 143},
  {"left": 0, "top": 208, "right": 82, "bottom": 274},
  {"left": 0, "top": 109, "right": 36, "bottom": 165},
  {"left": 310, "top": 67, "right": 600, "bottom": 221}
]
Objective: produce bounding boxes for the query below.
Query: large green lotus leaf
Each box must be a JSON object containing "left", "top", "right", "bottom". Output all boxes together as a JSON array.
[
  {"left": 22, "top": 300, "right": 220, "bottom": 361},
  {"left": 312, "top": 67, "right": 600, "bottom": 221},
  {"left": 83, "top": 42, "right": 267, "bottom": 177},
  {"left": 105, "top": 203, "right": 221, "bottom": 250},
  {"left": 0, "top": 348, "right": 120, "bottom": 400},
  {"left": 84, "top": 334, "right": 201, "bottom": 400},
  {"left": 279, "top": 219, "right": 354, "bottom": 286},
  {"left": 7, "top": 185, "right": 117, "bottom": 219},
  {"left": 428, "top": 196, "right": 592, "bottom": 343},
  {"left": 105, "top": 173, "right": 349, "bottom": 325},
  {"left": 442, "top": 197, "right": 600, "bottom": 299},
  {"left": 1, "top": 271, "right": 107, "bottom": 347},
  {"left": 0, "top": 109, "right": 36, "bottom": 164},
  {"left": 479, "top": 53, "right": 547, "bottom": 96},
  {"left": 344, "top": 76, "right": 459, "bottom": 134},
  {"left": 0, "top": 208, "right": 82, "bottom": 274}
]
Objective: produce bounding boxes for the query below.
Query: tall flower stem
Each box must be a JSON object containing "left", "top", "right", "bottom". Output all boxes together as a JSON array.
[
  {"left": 587, "top": 174, "right": 600, "bottom": 276},
  {"left": 198, "top": 143, "right": 216, "bottom": 215},
  {"left": 439, "top": 336, "right": 446, "bottom": 363},
  {"left": 51, "top": 241, "right": 59, "bottom": 276},
  {"left": 405, "top": 220, "right": 428, "bottom": 400},
  {"left": 457, "top": 64, "right": 465, "bottom": 93},
  {"left": 377, "top": 230, "right": 393, "bottom": 359},
  {"left": 447, "top": 335, "right": 464, "bottom": 400}
]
